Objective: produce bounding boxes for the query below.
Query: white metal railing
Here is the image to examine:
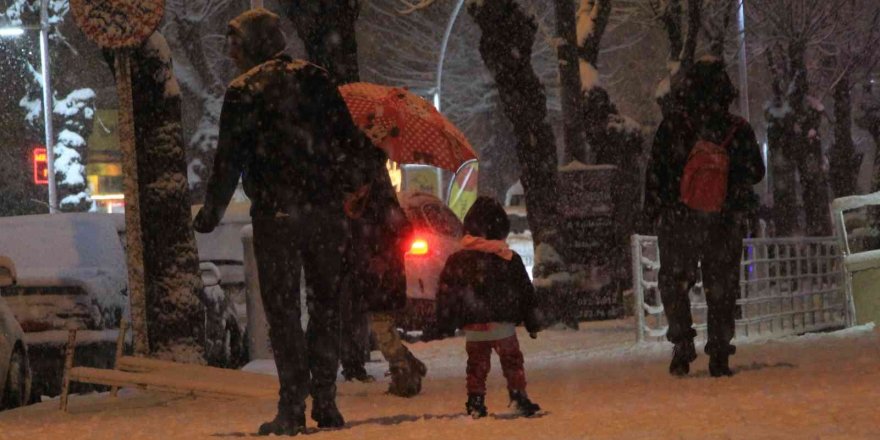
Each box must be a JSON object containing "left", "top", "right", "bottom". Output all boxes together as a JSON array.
[{"left": 631, "top": 235, "right": 847, "bottom": 343}]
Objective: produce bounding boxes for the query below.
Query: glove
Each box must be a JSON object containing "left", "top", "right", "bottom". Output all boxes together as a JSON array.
[
  {"left": 529, "top": 332, "right": 538, "bottom": 340},
  {"left": 192, "top": 208, "right": 217, "bottom": 234}
]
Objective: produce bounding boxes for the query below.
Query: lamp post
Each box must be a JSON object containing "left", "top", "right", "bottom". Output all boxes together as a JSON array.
[
  {"left": 736, "top": 0, "right": 750, "bottom": 122},
  {"left": 39, "top": 0, "right": 58, "bottom": 213},
  {"left": 0, "top": 0, "right": 58, "bottom": 213}
]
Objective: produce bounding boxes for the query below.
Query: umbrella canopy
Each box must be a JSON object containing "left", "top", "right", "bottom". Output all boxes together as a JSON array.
[{"left": 339, "top": 82, "right": 477, "bottom": 171}]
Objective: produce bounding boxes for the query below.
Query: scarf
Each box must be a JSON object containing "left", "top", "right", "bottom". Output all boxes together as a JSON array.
[{"left": 460, "top": 234, "right": 513, "bottom": 261}]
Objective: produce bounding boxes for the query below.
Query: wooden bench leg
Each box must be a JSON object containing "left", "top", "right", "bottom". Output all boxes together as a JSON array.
[
  {"left": 111, "top": 320, "right": 128, "bottom": 398},
  {"left": 60, "top": 329, "right": 77, "bottom": 412}
]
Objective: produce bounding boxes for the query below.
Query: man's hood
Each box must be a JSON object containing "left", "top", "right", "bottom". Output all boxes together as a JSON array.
[
  {"left": 676, "top": 56, "right": 737, "bottom": 111},
  {"left": 228, "top": 8, "right": 286, "bottom": 66}
]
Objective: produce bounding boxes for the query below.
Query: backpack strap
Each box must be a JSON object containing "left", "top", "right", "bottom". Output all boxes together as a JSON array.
[{"left": 720, "top": 117, "right": 744, "bottom": 149}]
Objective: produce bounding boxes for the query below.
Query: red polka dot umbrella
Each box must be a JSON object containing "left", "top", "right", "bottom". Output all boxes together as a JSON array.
[{"left": 339, "top": 82, "right": 477, "bottom": 172}]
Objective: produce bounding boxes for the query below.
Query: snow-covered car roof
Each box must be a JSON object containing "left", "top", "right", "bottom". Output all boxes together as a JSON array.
[
  {"left": 0, "top": 213, "right": 128, "bottom": 322},
  {"left": 190, "top": 202, "right": 252, "bottom": 264}
]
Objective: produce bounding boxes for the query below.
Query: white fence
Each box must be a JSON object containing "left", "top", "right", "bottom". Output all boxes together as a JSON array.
[{"left": 631, "top": 235, "right": 848, "bottom": 343}]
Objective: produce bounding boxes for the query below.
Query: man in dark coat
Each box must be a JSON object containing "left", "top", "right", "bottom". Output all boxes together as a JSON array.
[
  {"left": 193, "top": 9, "right": 373, "bottom": 435},
  {"left": 643, "top": 57, "right": 765, "bottom": 377},
  {"left": 434, "top": 197, "right": 542, "bottom": 417}
]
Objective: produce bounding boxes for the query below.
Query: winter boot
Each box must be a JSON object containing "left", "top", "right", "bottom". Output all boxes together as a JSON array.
[
  {"left": 466, "top": 393, "right": 488, "bottom": 419},
  {"left": 387, "top": 352, "right": 428, "bottom": 397},
  {"left": 708, "top": 344, "right": 736, "bottom": 377},
  {"left": 258, "top": 412, "right": 306, "bottom": 436},
  {"left": 668, "top": 339, "right": 697, "bottom": 377},
  {"left": 311, "top": 399, "right": 345, "bottom": 429},
  {"left": 508, "top": 390, "right": 541, "bottom": 417}
]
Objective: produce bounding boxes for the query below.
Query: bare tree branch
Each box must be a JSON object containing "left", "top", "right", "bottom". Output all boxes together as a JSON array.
[{"left": 397, "top": 0, "right": 439, "bottom": 14}]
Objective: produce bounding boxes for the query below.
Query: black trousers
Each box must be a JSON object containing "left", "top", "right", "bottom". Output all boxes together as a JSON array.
[
  {"left": 252, "top": 208, "right": 347, "bottom": 415},
  {"left": 657, "top": 211, "right": 744, "bottom": 354}
]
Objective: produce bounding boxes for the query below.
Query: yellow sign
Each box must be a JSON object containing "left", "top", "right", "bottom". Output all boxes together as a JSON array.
[{"left": 403, "top": 165, "right": 441, "bottom": 198}]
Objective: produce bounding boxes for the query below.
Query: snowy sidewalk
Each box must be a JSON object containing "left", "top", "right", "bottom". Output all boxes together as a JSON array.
[{"left": 1, "top": 319, "right": 878, "bottom": 439}]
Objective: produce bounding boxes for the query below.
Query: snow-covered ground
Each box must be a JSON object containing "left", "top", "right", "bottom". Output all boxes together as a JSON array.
[{"left": 1, "top": 319, "right": 878, "bottom": 439}]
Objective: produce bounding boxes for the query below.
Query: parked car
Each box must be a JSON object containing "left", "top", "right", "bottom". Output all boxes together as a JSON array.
[
  {"left": 396, "top": 191, "right": 464, "bottom": 330},
  {"left": 0, "top": 256, "right": 32, "bottom": 410},
  {"left": 0, "top": 212, "right": 244, "bottom": 398}
]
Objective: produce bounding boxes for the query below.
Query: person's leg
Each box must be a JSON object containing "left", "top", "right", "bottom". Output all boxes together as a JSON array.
[
  {"left": 494, "top": 335, "right": 540, "bottom": 416},
  {"left": 371, "top": 312, "right": 426, "bottom": 397},
  {"left": 340, "top": 290, "right": 372, "bottom": 382},
  {"left": 302, "top": 209, "right": 349, "bottom": 428},
  {"left": 658, "top": 234, "right": 699, "bottom": 345},
  {"left": 702, "top": 219, "right": 743, "bottom": 377},
  {"left": 657, "top": 217, "right": 700, "bottom": 376},
  {"left": 251, "top": 217, "right": 308, "bottom": 435},
  {"left": 494, "top": 335, "right": 526, "bottom": 393},
  {"left": 465, "top": 340, "right": 492, "bottom": 417}
]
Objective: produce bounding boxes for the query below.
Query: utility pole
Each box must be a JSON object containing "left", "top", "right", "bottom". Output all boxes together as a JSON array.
[{"left": 40, "top": 0, "right": 58, "bottom": 213}]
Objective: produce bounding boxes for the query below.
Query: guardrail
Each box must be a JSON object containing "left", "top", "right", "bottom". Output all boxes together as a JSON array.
[{"left": 631, "top": 235, "right": 847, "bottom": 343}]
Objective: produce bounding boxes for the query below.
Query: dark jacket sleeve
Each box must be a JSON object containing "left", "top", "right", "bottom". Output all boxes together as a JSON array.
[
  {"left": 434, "top": 253, "right": 464, "bottom": 338},
  {"left": 725, "top": 121, "right": 765, "bottom": 215},
  {"left": 643, "top": 119, "right": 673, "bottom": 229},
  {"left": 512, "top": 253, "right": 542, "bottom": 334},
  {"left": 200, "top": 86, "right": 251, "bottom": 229},
  {"left": 729, "top": 123, "right": 765, "bottom": 187}
]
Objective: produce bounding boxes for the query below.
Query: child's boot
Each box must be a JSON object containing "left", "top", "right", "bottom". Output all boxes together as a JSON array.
[
  {"left": 508, "top": 390, "right": 540, "bottom": 417},
  {"left": 466, "top": 393, "right": 488, "bottom": 418}
]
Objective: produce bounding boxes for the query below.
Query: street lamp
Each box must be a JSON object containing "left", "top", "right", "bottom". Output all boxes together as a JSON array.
[{"left": 0, "top": 0, "right": 58, "bottom": 213}]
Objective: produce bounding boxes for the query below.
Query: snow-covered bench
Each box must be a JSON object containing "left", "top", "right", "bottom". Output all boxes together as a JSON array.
[
  {"left": 631, "top": 235, "right": 847, "bottom": 343},
  {"left": 60, "top": 320, "right": 278, "bottom": 412}
]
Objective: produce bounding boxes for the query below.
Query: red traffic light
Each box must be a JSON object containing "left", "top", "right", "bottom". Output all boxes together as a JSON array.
[{"left": 33, "top": 147, "right": 48, "bottom": 185}]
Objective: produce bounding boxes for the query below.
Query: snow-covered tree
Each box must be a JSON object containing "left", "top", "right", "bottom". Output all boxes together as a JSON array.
[
  {"left": 820, "top": 1, "right": 880, "bottom": 199},
  {"left": 465, "top": 0, "right": 563, "bottom": 251},
  {"left": 160, "top": 0, "right": 248, "bottom": 203},
  {"left": 554, "top": 0, "right": 589, "bottom": 163},
  {"left": 4, "top": 0, "right": 93, "bottom": 212},
  {"left": 748, "top": 0, "right": 849, "bottom": 236},
  {"left": 103, "top": 32, "right": 207, "bottom": 364},
  {"left": 51, "top": 88, "right": 95, "bottom": 211},
  {"left": 362, "top": 0, "right": 559, "bottom": 199}
]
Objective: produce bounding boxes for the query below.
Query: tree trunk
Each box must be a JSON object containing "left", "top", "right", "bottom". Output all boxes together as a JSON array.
[
  {"left": 467, "top": 0, "right": 561, "bottom": 250},
  {"left": 765, "top": 43, "right": 831, "bottom": 237},
  {"left": 284, "top": 0, "right": 361, "bottom": 84},
  {"left": 787, "top": 45, "right": 831, "bottom": 236},
  {"left": 554, "top": 0, "right": 588, "bottom": 164},
  {"left": 829, "top": 72, "right": 861, "bottom": 198},
  {"left": 767, "top": 113, "right": 799, "bottom": 236},
  {"left": 108, "top": 33, "right": 207, "bottom": 363}
]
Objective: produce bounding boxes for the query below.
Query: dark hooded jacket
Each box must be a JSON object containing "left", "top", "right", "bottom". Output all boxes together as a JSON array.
[
  {"left": 434, "top": 197, "right": 541, "bottom": 337},
  {"left": 197, "top": 9, "right": 374, "bottom": 226},
  {"left": 644, "top": 58, "right": 765, "bottom": 227},
  {"left": 198, "top": 9, "right": 409, "bottom": 312}
]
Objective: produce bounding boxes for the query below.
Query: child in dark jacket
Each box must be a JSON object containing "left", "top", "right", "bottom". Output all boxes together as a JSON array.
[{"left": 434, "top": 196, "right": 542, "bottom": 418}]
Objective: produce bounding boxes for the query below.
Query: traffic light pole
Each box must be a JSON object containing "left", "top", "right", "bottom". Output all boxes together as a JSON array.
[{"left": 39, "top": 0, "right": 57, "bottom": 213}]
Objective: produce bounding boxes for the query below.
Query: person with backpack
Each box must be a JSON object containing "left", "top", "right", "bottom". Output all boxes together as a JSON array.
[
  {"left": 431, "top": 197, "right": 543, "bottom": 418},
  {"left": 643, "top": 57, "right": 765, "bottom": 377}
]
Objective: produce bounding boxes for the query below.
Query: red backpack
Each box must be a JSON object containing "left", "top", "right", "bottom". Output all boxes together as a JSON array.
[{"left": 679, "top": 119, "right": 742, "bottom": 213}]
